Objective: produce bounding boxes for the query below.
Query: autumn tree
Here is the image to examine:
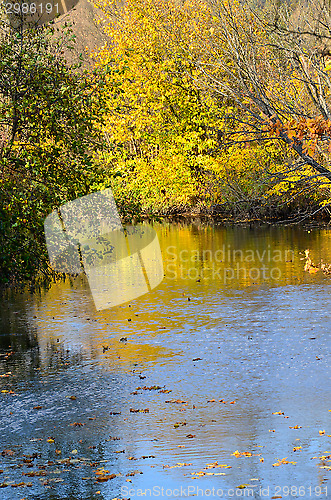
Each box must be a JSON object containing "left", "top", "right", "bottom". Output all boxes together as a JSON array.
[
  {"left": 0, "top": 17, "right": 107, "bottom": 284},
  {"left": 92, "top": 0, "right": 241, "bottom": 215},
  {"left": 194, "top": 0, "right": 331, "bottom": 216}
]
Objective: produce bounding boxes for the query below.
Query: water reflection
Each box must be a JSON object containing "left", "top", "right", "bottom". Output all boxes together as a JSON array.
[{"left": 0, "top": 223, "right": 330, "bottom": 499}]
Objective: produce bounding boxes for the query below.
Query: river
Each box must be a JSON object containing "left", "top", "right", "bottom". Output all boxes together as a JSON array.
[{"left": 0, "top": 222, "right": 330, "bottom": 499}]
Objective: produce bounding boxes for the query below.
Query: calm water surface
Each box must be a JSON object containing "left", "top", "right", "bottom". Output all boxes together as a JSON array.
[{"left": 0, "top": 223, "right": 330, "bottom": 500}]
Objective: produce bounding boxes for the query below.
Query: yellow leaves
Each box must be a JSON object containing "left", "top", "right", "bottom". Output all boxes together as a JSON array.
[
  {"left": 205, "top": 462, "right": 231, "bottom": 469},
  {"left": 163, "top": 462, "right": 192, "bottom": 468},
  {"left": 272, "top": 411, "right": 284, "bottom": 415},
  {"left": 293, "top": 446, "right": 302, "bottom": 452},
  {"left": 289, "top": 425, "right": 302, "bottom": 429},
  {"left": 94, "top": 468, "right": 116, "bottom": 482},
  {"left": 174, "top": 421, "right": 186, "bottom": 428},
  {"left": 319, "top": 430, "right": 326, "bottom": 435},
  {"left": 46, "top": 438, "right": 54, "bottom": 443},
  {"left": 272, "top": 457, "right": 297, "bottom": 467},
  {"left": 232, "top": 450, "right": 252, "bottom": 457}
]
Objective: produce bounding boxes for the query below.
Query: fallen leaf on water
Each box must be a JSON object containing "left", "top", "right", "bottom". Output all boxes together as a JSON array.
[
  {"left": 289, "top": 425, "right": 302, "bottom": 429},
  {"left": 33, "top": 406, "right": 42, "bottom": 410},
  {"left": 269, "top": 430, "right": 276, "bottom": 432},
  {"left": 272, "top": 411, "right": 284, "bottom": 415},
  {"left": 293, "top": 446, "right": 302, "bottom": 452},
  {"left": 136, "top": 386, "right": 161, "bottom": 391},
  {"left": 165, "top": 399, "right": 187, "bottom": 404},
  {"left": 186, "top": 434, "right": 196, "bottom": 438},
  {"left": 1, "top": 450, "right": 14, "bottom": 456},
  {"left": 174, "top": 422, "right": 186, "bottom": 428},
  {"left": 205, "top": 462, "right": 231, "bottom": 469},
  {"left": 69, "top": 422, "right": 85, "bottom": 427},
  {"left": 207, "top": 399, "right": 216, "bottom": 403},
  {"left": 69, "top": 396, "right": 76, "bottom": 400},
  {"left": 232, "top": 450, "right": 252, "bottom": 457},
  {"left": 319, "top": 430, "right": 325, "bottom": 435},
  {"left": 47, "top": 439, "right": 54, "bottom": 444},
  {"left": 163, "top": 462, "right": 192, "bottom": 469},
  {"left": 272, "top": 457, "right": 297, "bottom": 467}
]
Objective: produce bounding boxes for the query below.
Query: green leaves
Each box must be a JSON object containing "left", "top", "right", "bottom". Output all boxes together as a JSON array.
[{"left": 0, "top": 24, "right": 107, "bottom": 286}]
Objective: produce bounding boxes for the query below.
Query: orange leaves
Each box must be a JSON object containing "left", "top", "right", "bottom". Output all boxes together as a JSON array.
[
  {"left": 1, "top": 450, "right": 14, "bottom": 457},
  {"left": 191, "top": 461, "right": 231, "bottom": 477},
  {"left": 94, "top": 468, "right": 116, "bottom": 482},
  {"left": 69, "top": 422, "right": 85, "bottom": 427},
  {"left": 165, "top": 399, "right": 187, "bottom": 404},
  {"left": 232, "top": 450, "right": 252, "bottom": 457},
  {"left": 267, "top": 115, "right": 331, "bottom": 157},
  {"left": 272, "top": 457, "right": 297, "bottom": 467},
  {"left": 289, "top": 425, "right": 302, "bottom": 429},
  {"left": 163, "top": 462, "right": 192, "bottom": 469},
  {"left": 136, "top": 385, "right": 161, "bottom": 391},
  {"left": 130, "top": 408, "right": 149, "bottom": 413},
  {"left": 174, "top": 421, "right": 187, "bottom": 428},
  {"left": 207, "top": 398, "right": 236, "bottom": 404},
  {"left": 204, "top": 461, "right": 231, "bottom": 469}
]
